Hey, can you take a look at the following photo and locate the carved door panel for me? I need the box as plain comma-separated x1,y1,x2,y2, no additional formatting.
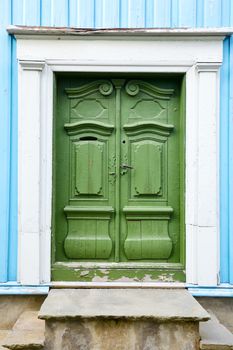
120,81,177,262
53,76,184,280
60,81,116,261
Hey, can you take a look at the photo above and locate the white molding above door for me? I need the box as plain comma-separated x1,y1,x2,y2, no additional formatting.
12,30,224,286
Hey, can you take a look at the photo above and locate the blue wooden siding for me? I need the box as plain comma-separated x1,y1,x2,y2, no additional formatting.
0,0,232,283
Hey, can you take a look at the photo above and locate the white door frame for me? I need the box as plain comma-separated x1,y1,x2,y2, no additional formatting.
10,28,227,286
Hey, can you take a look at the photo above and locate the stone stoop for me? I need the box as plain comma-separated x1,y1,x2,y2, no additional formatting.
199,312,233,350
2,289,233,350
2,311,45,350
38,288,209,350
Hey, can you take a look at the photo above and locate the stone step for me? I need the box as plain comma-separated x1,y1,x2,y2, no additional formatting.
39,288,209,350
39,288,209,321
3,311,45,350
200,312,233,349
0,331,10,350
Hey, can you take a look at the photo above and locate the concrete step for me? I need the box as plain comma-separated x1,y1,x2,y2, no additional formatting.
39,288,210,350
200,312,233,350
3,311,45,350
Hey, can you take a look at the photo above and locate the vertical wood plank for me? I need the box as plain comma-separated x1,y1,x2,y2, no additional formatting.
51,0,69,26
94,0,103,28
12,0,24,24
127,0,145,28
23,0,41,25
0,0,11,282
69,0,78,26
145,0,154,27
76,0,95,27
220,38,230,283
10,0,25,281
95,0,120,28
119,0,128,27
221,0,230,26
231,0,233,27
171,0,179,27
179,0,196,27
41,0,52,26
8,37,18,281
229,36,233,284
153,0,171,27
196,0,204,26
203,0,221,27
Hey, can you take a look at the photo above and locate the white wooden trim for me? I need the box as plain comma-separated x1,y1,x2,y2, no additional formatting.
16,34,224,286
18,62,44,284
39,65,53,283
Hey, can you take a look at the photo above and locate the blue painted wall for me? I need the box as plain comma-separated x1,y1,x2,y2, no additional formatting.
0,0,232,284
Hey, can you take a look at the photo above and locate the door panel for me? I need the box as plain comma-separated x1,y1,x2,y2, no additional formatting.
53,75,184,281
132,141,162,196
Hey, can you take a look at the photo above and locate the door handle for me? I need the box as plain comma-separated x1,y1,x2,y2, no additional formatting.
120,163,134,170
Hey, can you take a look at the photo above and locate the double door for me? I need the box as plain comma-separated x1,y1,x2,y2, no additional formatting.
53,75,184,278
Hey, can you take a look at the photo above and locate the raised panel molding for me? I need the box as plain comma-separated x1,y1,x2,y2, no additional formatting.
75,141,103,195
63,206,114,259
71,99,109,119
123,121,174,137
64,120,114,137
64,120,114,200
133,141,162,196
124,121,173,201
123,206,173,260
129,99,166,119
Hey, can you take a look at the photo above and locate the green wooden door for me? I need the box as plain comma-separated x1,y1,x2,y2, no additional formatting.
53,75,185,282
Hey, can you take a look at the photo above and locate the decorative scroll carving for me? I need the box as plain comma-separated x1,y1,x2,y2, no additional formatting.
99,81,114,96
65,80,114,98
125,80,174,99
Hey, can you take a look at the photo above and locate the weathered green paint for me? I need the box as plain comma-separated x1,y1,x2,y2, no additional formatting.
52,264,186,282
52,74,185,281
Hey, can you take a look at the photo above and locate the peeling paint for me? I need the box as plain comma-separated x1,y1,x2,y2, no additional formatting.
52,267,185,283
79,271,90,277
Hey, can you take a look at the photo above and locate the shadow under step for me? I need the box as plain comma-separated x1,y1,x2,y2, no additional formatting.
200,312,233,350
3,311,45,350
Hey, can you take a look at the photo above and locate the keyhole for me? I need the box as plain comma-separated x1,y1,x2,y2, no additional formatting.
122,140,126,144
